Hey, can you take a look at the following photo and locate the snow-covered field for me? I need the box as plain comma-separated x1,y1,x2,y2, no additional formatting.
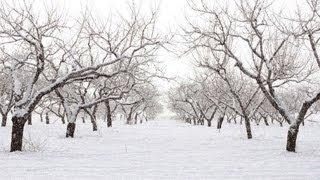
0,119,320,180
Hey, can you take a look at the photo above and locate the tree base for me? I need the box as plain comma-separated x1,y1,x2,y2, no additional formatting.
66,123,76,138
10,116,27,152
286,125,299,152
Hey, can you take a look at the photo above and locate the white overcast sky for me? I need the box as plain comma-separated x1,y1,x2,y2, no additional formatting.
10,0,305,117
27,0,302,90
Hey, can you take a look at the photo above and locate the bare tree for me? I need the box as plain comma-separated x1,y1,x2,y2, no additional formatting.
0,1,164,151
185,0,319,152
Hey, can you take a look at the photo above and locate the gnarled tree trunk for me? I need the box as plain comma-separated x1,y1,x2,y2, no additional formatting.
10,115,27,152
66,123,76,138
286,124,299,152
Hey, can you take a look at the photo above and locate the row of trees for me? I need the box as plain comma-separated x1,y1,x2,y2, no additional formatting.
0,1,163,152
169,0,320,152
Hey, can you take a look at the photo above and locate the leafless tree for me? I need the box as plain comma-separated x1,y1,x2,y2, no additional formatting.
0,1,164,151
185,0,320,152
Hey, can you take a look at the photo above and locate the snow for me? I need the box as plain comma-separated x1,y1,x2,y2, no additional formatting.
0,119,320,179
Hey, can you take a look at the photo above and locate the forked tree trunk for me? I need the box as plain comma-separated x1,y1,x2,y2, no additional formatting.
105,100,112,127
10,116,27,152
66,123,76,138
286,124,299,152
1,114,7,127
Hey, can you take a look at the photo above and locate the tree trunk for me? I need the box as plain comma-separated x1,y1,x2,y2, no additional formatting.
134,113,138,124
217,117,224,129
263,116,269,126
66,123,76,138
91,106,98,131
1,114,7,127
10,116,27,152
27,114,32,125
207,120,212,127
105,100,112,127
243,115,253,139
40,113,44,122
91,119,97,131
45,112,50,124
279,121,283,127
286,124,300,152
61,115,66,124
126,112,132,124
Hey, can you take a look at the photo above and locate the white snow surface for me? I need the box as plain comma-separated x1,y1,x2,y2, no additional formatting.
0,119,320,180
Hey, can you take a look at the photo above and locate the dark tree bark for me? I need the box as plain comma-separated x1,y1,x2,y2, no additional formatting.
66,123,76,138
126,111,133,124
207,120,212,127
105,100,112,127
10,116,27,152
45,112,50,124
1,113,7,127
193,117,197,125
286,124,299,152
217,117,224,129
27,114,32,125
243,115,253,139
40,113,44,122
91,106,98,131
92,120,97,131
279,121,283,127
134,113,138,124
263,116,269,126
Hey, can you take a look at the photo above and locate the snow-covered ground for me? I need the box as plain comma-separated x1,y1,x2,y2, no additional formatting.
0,119,320,180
